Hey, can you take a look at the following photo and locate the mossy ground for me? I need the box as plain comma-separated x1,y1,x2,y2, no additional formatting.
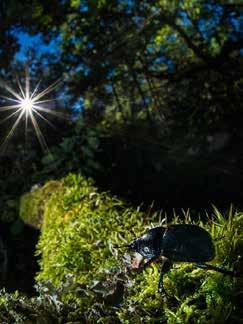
6,174,243,323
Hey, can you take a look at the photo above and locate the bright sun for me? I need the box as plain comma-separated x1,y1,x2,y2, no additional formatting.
20,97,34,112
0,71,62,152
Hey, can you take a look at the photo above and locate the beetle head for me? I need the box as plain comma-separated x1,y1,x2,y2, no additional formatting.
128,227,166,258
128,237,155,258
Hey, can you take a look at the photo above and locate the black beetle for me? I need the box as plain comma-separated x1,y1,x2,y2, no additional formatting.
117,224,237,295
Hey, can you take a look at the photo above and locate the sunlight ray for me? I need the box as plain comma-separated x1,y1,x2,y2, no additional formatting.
30,79,42,100
0,80,23,101
0,109,25,151
33,105,68,118
0,108,22,124
32,108,57,130
33,78,61,101
0,104,22,111
25,68,30,100
0,95,21,103
34,98,58,104
16,75,25,98
29,111,49,152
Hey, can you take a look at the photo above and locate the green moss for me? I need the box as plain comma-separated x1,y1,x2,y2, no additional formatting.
18,174,242,322
19,180,62,229
36,174,148,286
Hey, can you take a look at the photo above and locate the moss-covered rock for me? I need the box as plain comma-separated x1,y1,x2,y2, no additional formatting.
18,173,243,323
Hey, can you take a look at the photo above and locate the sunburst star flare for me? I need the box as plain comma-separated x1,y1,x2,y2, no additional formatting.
0,72,62,152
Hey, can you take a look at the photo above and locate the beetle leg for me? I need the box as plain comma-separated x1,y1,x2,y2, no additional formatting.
158,268,166,295
158,258,173,295
195,263,236,276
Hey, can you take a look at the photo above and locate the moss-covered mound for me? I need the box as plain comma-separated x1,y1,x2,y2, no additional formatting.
18,173,243,323
20,180,62,229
